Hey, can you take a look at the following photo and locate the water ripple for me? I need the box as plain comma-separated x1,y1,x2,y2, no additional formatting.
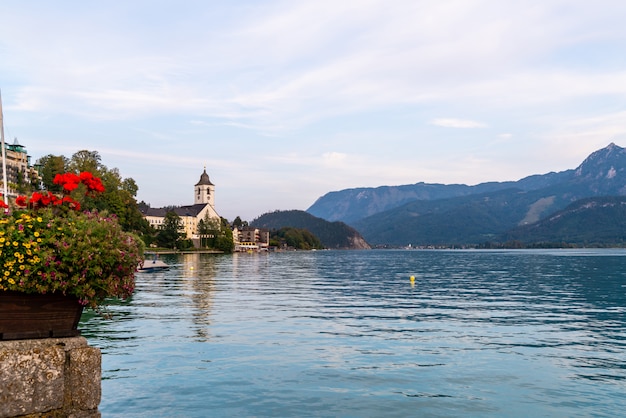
80,249,626,417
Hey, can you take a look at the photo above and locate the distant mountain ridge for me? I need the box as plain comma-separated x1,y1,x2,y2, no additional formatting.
308,167,573,224
307,143,626,246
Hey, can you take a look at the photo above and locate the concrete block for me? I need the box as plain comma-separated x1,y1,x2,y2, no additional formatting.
0,337,100,418
0,344,65,417
67,346,101,410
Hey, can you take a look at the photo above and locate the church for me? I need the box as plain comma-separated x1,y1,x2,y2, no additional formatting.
142,168,221,243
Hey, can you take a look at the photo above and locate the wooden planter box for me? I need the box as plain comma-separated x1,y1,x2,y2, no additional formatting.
0,291,84,340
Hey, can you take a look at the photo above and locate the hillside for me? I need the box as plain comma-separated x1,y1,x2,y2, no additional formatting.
251,210,371,249
315,143,626,246
502,196,626,246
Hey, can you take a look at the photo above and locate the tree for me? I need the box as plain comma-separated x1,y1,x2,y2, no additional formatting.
197,215,234,252
197,213,220,248
122,178,139,197
68,150,102,175
215,217,234,253
156,211,183,249
232,216,248,229
35,154,69,191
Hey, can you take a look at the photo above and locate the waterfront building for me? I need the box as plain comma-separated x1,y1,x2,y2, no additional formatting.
232,226,270,252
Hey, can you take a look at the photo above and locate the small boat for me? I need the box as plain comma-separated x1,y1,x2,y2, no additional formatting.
138,256,170,272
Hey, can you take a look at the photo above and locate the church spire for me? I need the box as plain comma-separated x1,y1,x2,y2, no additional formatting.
194,167,215,205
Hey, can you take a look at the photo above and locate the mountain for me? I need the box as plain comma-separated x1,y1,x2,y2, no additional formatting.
307,170,572,224
502,196,626,246
251,210,371,249
313,143,626,246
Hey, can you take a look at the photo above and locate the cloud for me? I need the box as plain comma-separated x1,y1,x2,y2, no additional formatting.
431,118,487,128
4,0,626,133
322,152,347,165
4,1,626,221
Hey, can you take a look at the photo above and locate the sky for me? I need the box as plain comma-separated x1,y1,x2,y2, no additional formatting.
2,1,626,221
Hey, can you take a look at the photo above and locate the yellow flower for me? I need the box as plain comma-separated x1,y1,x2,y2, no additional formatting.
3,271,9,276
8,278,15,285
36,217,42,222
34,232,39,237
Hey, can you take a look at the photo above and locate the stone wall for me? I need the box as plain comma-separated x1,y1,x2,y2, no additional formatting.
0,337,100,418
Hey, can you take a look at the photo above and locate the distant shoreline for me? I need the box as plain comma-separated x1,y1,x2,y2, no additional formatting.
145,250,224,255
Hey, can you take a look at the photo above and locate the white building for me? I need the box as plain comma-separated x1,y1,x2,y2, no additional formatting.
142,168,221,241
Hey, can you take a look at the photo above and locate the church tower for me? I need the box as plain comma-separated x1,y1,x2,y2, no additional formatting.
194,167,215,206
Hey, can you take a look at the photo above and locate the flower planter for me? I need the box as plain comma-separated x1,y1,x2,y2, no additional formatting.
0,291,84,340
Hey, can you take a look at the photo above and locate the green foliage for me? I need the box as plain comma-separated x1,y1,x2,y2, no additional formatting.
68,150,102,174
35,154,69,192
0,207,144,308
156,211,183,249
176,239,194,250
197,215,234,252
271,227,324,250
214,233,234,253
232,216,248,228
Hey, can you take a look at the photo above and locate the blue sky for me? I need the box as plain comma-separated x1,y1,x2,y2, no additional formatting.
2,1,626,221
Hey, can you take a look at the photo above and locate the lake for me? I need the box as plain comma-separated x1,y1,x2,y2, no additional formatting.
80,249,626,417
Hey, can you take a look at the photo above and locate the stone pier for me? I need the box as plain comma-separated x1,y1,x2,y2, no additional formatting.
0,337,100,418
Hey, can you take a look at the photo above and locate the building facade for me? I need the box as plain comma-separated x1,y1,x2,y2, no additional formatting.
1,138,40,196
232,226,270,252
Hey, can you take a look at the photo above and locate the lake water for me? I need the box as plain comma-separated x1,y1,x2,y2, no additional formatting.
80,249,626,417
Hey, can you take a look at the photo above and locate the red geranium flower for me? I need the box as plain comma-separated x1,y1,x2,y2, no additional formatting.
15,196,28,207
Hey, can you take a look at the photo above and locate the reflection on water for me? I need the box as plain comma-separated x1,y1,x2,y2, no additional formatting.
80,249,626,417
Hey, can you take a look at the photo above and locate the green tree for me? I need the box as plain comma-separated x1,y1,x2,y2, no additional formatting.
34,154,69,191
122,178,139,197
215,217,234,253
232,216,248,228
197,215,234,252
197,214,220,248
156,211,183,249
68,150,102,175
